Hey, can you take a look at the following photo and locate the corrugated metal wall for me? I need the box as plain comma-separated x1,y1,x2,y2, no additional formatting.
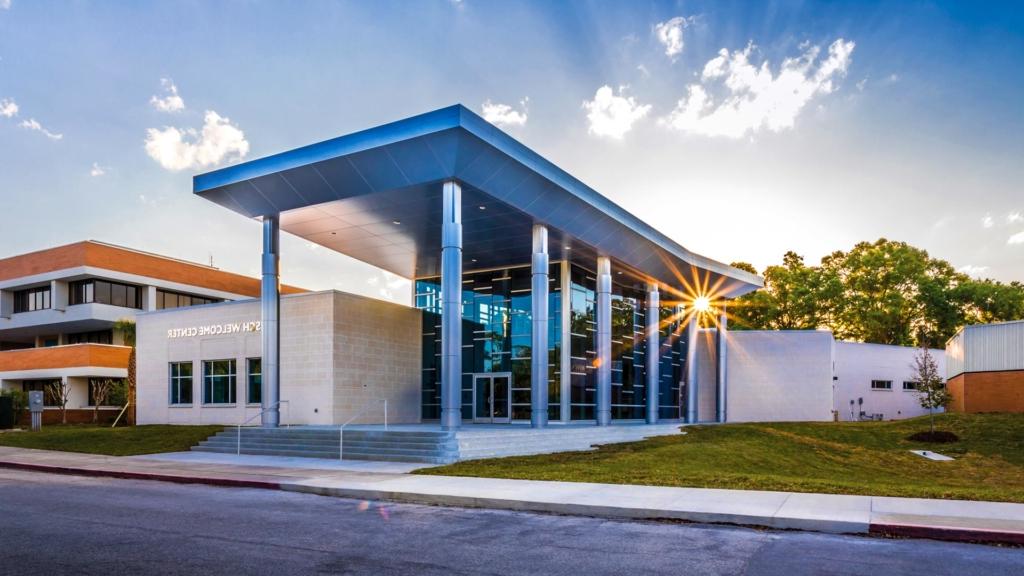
948,320,1024,377
946,330,965,378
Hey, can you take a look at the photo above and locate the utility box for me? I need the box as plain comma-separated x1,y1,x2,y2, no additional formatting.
28,391,44,431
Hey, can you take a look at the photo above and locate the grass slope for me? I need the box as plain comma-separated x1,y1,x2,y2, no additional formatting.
417,414,1024,502
0,425,224,456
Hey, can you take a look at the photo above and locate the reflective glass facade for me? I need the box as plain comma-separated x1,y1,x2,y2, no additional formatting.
658,305,689,420
416,263,561,422
417,261,690,423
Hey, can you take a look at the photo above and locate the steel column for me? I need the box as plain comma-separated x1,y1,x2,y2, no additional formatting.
261,216,281,428
440,181,463,430
530,225,549,428
717,304,728,423
559,260,571,423
596,256,612,426
686,312,699,424
645,282,660,424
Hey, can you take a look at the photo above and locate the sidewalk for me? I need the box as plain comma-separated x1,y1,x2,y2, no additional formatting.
1,446,1021,545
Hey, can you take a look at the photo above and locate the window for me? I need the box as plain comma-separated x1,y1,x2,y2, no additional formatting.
871,380,893,391
247,358,262,404
67,330,113,345
21,380,62,407
203,359,236,404
157,289,221,310
902,381,919,391
169,362,194,405
13,286,51,313
88,378,126,407
69,279,141,309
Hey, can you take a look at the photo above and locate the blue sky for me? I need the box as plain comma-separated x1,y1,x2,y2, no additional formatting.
1,0,1022,301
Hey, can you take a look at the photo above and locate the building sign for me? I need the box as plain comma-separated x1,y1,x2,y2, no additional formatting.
167,321,262,339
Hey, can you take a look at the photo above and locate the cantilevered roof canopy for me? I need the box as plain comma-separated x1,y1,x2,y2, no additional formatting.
194,105,762,299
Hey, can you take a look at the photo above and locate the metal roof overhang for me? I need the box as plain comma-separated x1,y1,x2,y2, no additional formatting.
193,105,762,300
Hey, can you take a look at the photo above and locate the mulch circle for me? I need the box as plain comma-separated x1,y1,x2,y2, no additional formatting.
906,430,960,443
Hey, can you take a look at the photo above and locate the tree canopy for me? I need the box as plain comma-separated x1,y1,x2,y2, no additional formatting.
729,238,1024,347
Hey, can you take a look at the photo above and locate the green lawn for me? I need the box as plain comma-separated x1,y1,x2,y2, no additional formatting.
0,425,224,456
417,413,1024,503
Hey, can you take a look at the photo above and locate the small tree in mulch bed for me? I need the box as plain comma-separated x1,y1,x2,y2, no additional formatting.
907,345,956,443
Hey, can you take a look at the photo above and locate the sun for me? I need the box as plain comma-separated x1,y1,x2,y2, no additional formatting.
692,295,712,313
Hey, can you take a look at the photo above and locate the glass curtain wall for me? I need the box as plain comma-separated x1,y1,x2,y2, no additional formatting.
567,265,596,420
658,305,689,420
568,263,650,421
416,263,561,422
610,284,646,420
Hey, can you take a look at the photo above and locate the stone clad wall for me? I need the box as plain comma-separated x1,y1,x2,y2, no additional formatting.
136,290,420,426
332,291,421,424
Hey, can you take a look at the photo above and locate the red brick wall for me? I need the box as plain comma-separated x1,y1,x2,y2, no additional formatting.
17,409,120,426
948,370,1024,413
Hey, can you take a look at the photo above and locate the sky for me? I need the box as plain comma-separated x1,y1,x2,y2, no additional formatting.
1,0,1022,303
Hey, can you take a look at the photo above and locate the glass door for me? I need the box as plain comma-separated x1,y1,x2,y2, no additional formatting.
473,373,512,423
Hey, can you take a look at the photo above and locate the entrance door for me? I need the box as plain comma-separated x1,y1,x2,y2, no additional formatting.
473,373,511,423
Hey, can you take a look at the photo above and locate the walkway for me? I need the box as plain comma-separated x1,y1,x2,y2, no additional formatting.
1,446,1021,545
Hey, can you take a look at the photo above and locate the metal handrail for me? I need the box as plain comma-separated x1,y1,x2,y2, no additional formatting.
339,398,388,461
236,400,291,455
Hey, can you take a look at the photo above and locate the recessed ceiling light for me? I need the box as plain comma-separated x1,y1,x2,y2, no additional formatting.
392,220,401,225
616,271,623,275
478,205,486,210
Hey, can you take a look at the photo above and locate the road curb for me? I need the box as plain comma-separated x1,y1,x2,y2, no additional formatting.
5,459,1023,546
869,522,1024,546
0,460,282,491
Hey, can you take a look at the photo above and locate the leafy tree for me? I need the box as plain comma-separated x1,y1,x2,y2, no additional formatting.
731,239,1024,346
911,346,950,435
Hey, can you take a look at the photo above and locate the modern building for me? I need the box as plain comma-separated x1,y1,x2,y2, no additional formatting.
138,104,764,430
946,320,1024,413
0,240,303,423
133,104,945,458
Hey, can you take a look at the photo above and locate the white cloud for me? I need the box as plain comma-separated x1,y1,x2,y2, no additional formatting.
661,38,855,139
144,110,250,171
583,85,651,139
982,214,994,228
481,98,528,127
654,16,690,60
1007,212,1022,224
0,1,10,10
957,264,989,277
150,78,185,113
1009,231,1024,245
366,271,410,302
19,118,63,140
90,162,106,177
0,98,17,118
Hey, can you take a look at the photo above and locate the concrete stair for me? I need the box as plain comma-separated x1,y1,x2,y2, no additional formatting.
193,428,460,464
191,423,683,464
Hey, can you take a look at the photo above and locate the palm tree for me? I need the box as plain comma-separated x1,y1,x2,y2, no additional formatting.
114,319,137,426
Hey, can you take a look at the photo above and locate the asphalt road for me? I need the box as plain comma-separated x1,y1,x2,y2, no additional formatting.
0,469,1020,576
